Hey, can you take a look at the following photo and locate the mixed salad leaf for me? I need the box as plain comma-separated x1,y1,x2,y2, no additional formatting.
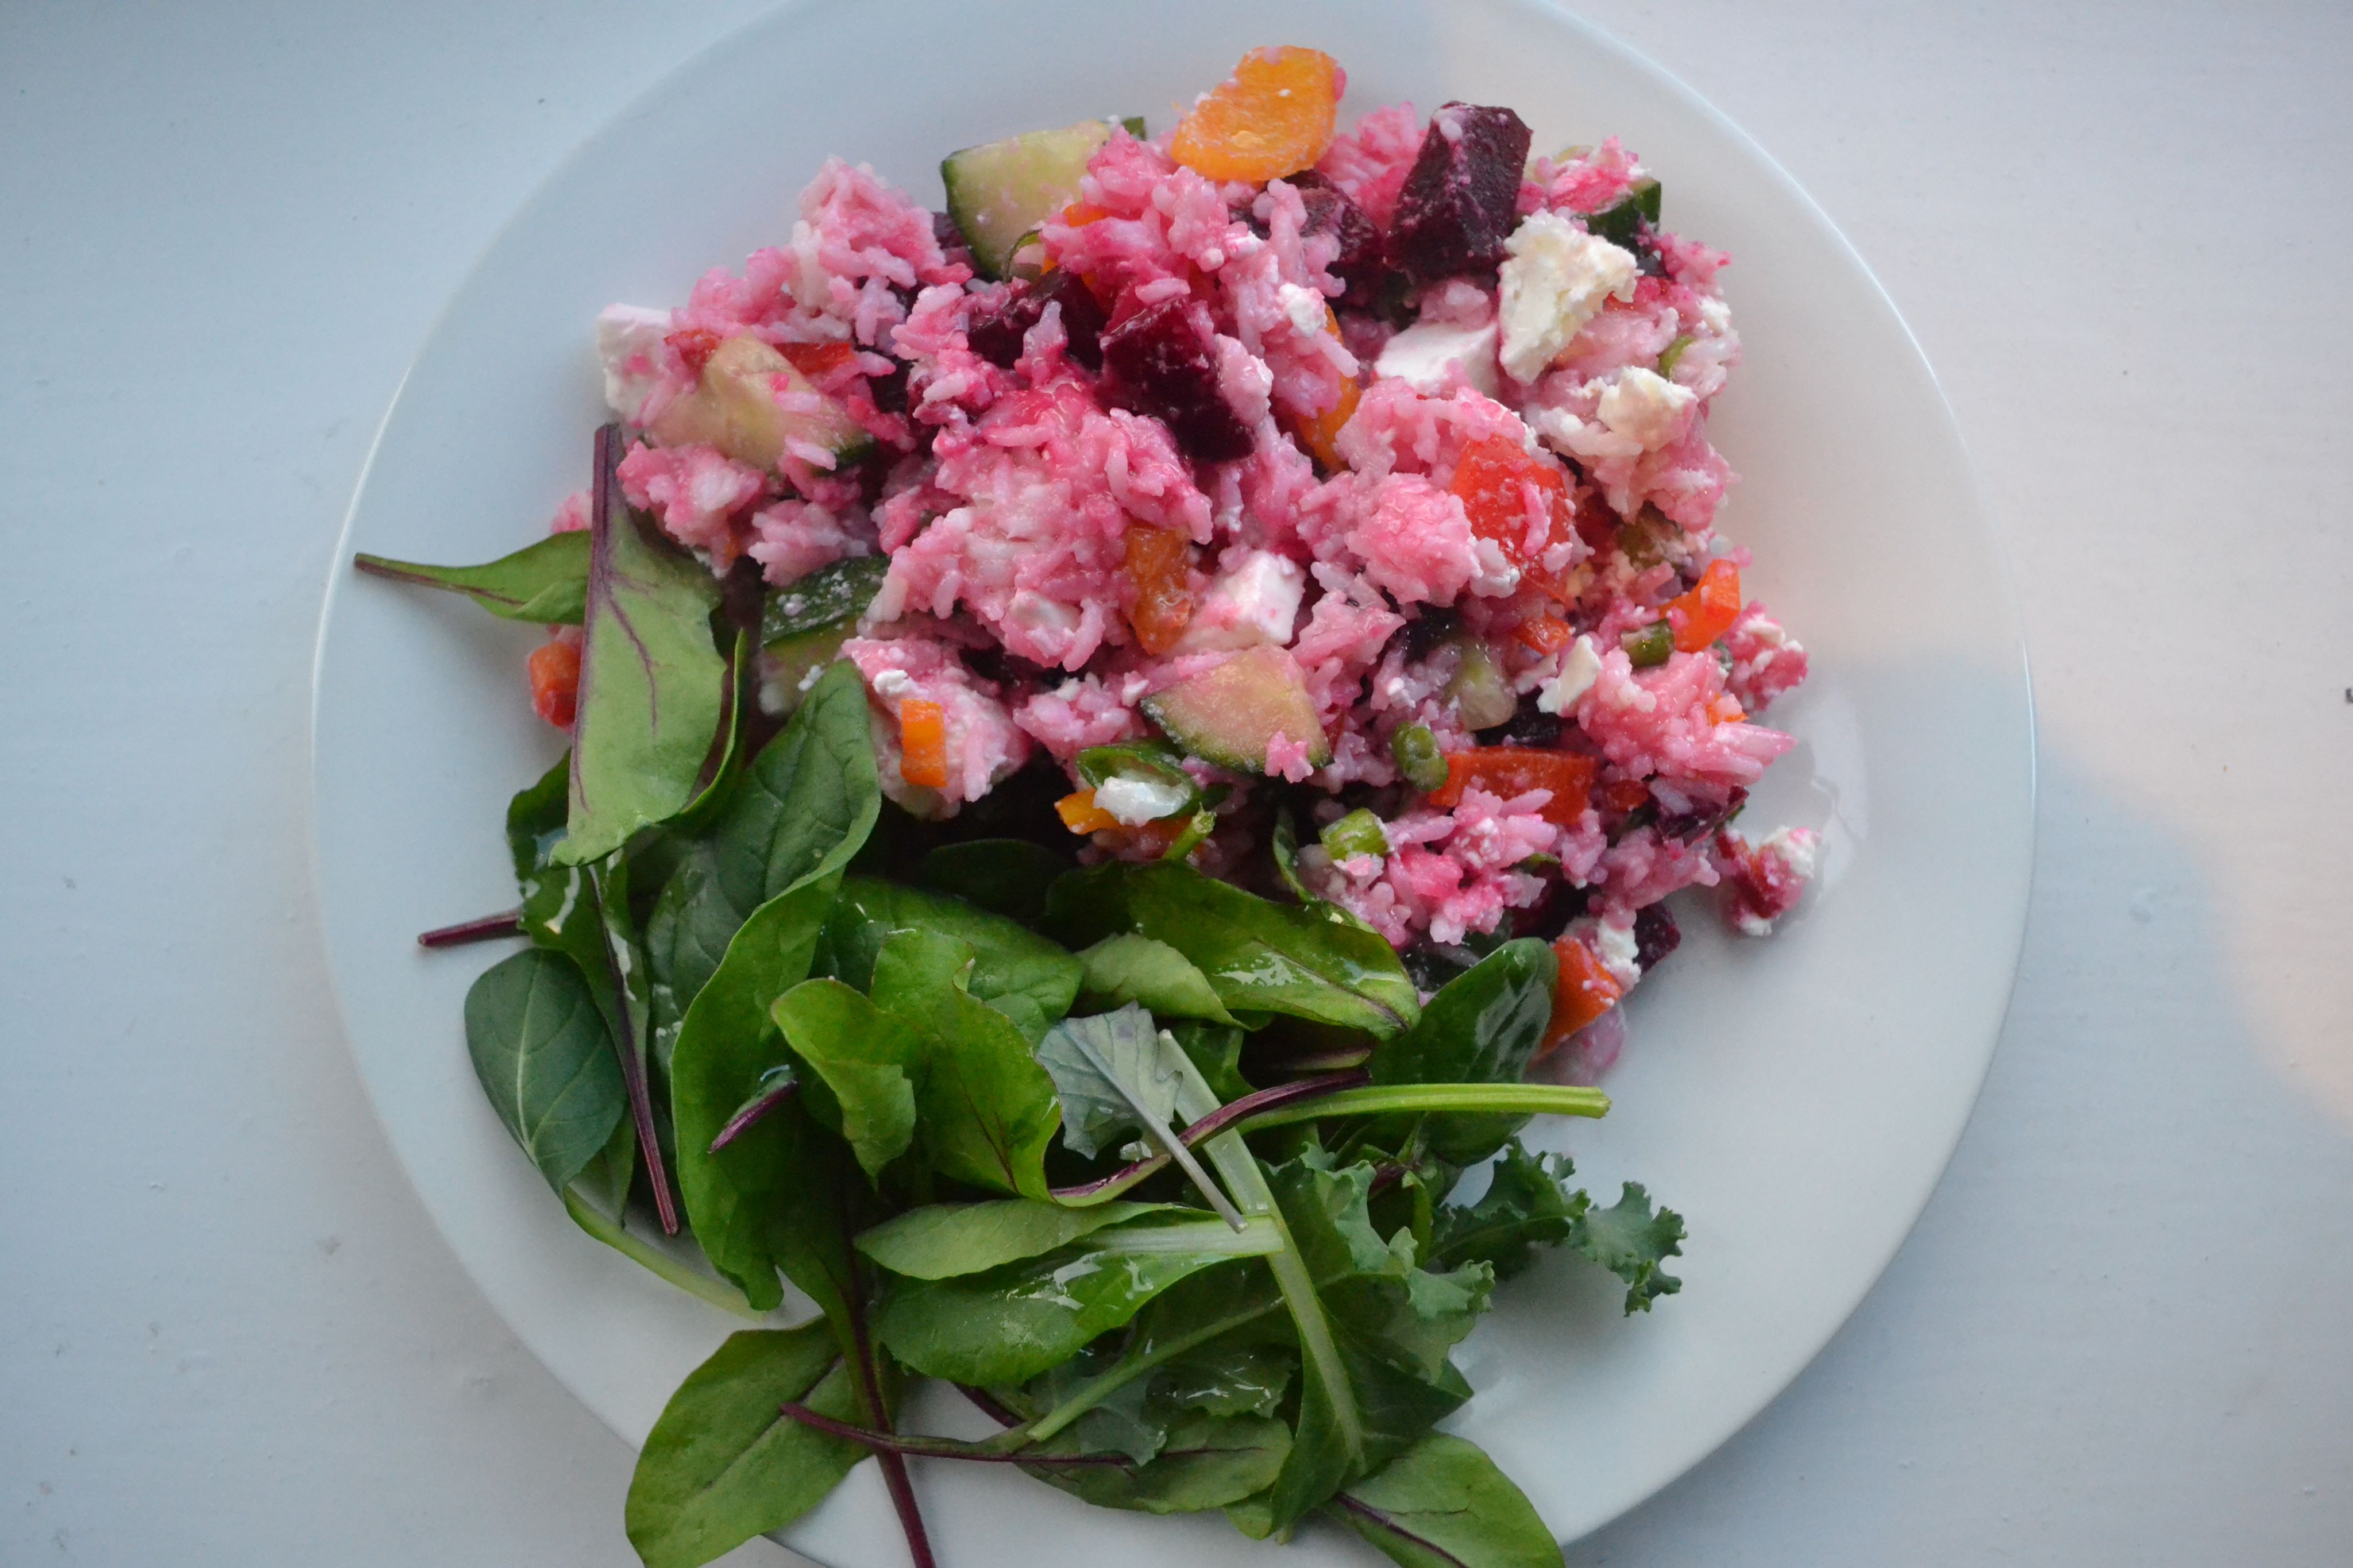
375,427,1689,1568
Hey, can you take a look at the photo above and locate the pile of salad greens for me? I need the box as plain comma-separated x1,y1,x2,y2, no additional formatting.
359,427,1685,1568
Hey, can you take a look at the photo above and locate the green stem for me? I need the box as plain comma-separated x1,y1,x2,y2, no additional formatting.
1235,1082,1610,1133
562,1186,766,1321
993,1293,1286,1450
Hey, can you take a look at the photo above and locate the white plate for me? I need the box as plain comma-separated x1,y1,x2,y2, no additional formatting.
310,1,2035,1560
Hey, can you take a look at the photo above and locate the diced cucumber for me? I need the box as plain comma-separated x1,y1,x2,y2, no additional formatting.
1587,177,1662,249
1445,638,1516,730
757,625,854,719
942,118,1133,280
1140,644,1330,774
649,334,870,472
760,555,887,643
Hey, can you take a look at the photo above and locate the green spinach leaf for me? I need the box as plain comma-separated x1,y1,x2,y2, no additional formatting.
855,1199,1170,1280
1329,1432,1560,1568
769,978,922,1180
821,878,1082,1040
1075,933,1237,1026
462,948,624,1193
623,1324,869,1568
556,434,730,866
1029,1409,1290,1516
353,530,591,624
1368,939,1554,1164
875,1212,1284,1385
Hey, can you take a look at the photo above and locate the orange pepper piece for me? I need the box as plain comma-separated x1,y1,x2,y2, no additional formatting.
1709,694,1746,725
1449,435,1579,601
1056,789,1120,835
1544,936,1625,1049
1667,558,1743,652
1599,777,1651,816
898,698,949,789
1425,747,1598,827
1124,523,1196,655
780,341,859,377
1171,46,1342,184
1287,373,1361,470
1514,615,1574,656
527,638,581,729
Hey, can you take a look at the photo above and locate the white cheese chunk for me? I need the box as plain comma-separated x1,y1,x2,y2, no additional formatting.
1595,365,1698,451
1094,774,1193,826
593,304,673,423
1537,635,1603,714
1374,318,1500,397
1277,281,1331,339
1175,549,1307,654
1592,917,1642,988
1496,211,1640,384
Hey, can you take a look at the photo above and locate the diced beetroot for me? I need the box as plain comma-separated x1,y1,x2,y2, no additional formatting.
1387,103,1533,283
1656,783,1747,844
1100,296,1254,463
1632,902,1681,970
967,271,1108,371
1288,170,1387,308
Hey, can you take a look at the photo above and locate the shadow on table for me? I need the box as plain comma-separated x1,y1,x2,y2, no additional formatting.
1563,750,2353,1567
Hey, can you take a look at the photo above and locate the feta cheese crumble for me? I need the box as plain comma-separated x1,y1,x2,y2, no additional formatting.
1496,212,1640,384
1374,318,1500,397
1094,774,1193,826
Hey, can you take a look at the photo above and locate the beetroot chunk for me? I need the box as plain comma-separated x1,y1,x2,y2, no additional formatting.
1100,296,1254,462
1287,170,1388,309
1387,103,1533,283
967,270,1108,372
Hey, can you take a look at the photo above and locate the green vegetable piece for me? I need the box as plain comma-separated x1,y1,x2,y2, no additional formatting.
462,948,624,1194
875,1214,1284,1385
1157,1342,1295,1419
1656,332,1694,380
942,118,1128,279
1586,175,1661,250
1075,737,1196,795
757,625,855,723
873,928,1064,1198
1167,1019,1253,1104
1368,939,1556,1165
353,529,591,624
1621,618,1674,668
1445,638,1515,731
1029,1409,1290,1516
759,555,888,643
1141,645,1332,773
915,837,1072,926
1390,724,1449,793
623,1325,869,1568
1329,1432,1560,1568
1119,861,1421,1038
1426,1139,1587,1282
1077,933,1238,1025
1570,1181,1685,1312
1033,1003,1191,1159
1320,809,1391,862
770,979,921,1179
664,663,881,1312
857,1199,1170,1280
556,439,730,866
506,755,619,1026
821,876,1082,1041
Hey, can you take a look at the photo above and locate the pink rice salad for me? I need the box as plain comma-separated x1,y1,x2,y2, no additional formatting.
535,49,1819,1040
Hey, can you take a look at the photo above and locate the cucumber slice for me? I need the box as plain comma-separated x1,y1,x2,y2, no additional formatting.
757,555,887,718
649,334,870,472
757,625,854,719
1587,177,1662,249
1141,645,1330,774
942,118,1132,280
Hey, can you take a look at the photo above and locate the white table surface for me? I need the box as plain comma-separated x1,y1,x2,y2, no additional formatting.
5,2,2348,1564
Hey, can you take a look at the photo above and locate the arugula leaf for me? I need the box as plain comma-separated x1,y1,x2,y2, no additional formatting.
647,659,880,1047
353,529,591,624
1329,1432,1560,1568
623,1324,870,1568
855,1199,1170,1280
1029,1409,1290,1516
1569,1182,1685,1312
916,838,1072,926
1078,862,1421,1038
822,877,1082,1040
760,554,888,642
769,979,921,1179
874,1212,1284,1385
505,755,619,1030
462,948,624,1193
665,663,881,1310
1368,939,1555,1164
869,929,1064,1198
1262,1152,1493,1531
557,430,730,866
1425,1140,1587,1282
1076,933,1237,1026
